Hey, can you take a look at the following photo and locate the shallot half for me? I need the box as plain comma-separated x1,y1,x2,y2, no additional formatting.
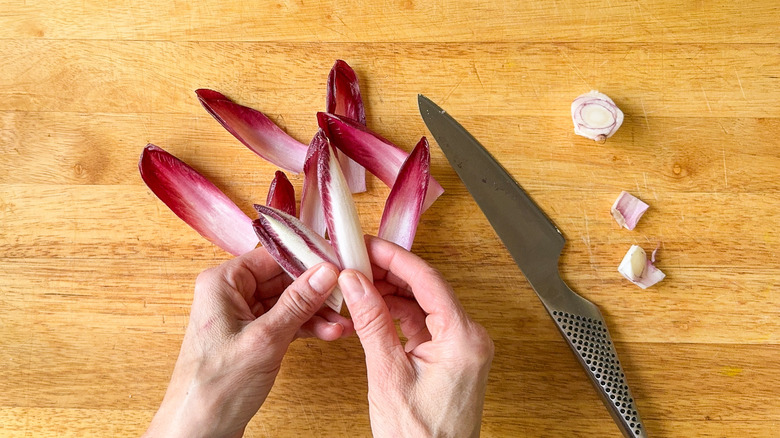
571,91,624,142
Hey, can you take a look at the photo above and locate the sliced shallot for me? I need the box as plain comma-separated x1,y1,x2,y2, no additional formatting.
196,89,308,173
571,91,624,142
378,137,431,250
611,191,649,230
139,144,258,256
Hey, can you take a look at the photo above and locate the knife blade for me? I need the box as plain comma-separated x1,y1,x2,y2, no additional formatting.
419,94,647,438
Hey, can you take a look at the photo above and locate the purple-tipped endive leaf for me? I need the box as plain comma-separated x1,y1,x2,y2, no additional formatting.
138,144,258,256
299,132,328,236
266,170,296,217
196,89,308,173
317,112,444,210
378,137,431,250
326,60,366,125
326,60,367,194
253,205,344,311
315,137,373,282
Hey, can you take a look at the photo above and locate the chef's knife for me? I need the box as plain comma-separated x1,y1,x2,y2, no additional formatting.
419,95,647,438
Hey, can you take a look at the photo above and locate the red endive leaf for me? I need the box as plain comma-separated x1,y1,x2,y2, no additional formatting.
139,144,258,256
315,136,373,282
326,60,367,194
326,60,366,125
266,170,296,217
378,137,431,250
299,131,328,236
253,204,344,311
196,89,308,173
317,112,444,210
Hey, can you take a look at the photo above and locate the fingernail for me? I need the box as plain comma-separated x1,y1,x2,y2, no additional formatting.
308,265,338,294
338,271,365,302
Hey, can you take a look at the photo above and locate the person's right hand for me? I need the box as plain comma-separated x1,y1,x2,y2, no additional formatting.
338,236,494,438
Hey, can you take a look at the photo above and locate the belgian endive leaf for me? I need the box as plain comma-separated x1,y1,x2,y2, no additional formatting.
266,170,296,217
378,137,431,250
139,144,258,256
315,136,373,282
299,131,328,236
317,112,444,210
196,89,308,173
326,60,366,194
253,205,344,311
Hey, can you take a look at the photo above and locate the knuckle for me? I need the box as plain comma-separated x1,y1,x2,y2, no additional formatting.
458,324,494,366
281,283,318,320
353,300,390,338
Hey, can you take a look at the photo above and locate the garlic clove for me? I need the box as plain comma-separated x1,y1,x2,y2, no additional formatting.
571,91,624,142
611,191,649,230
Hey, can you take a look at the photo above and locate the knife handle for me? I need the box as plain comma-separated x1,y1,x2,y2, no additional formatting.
548,307,647,438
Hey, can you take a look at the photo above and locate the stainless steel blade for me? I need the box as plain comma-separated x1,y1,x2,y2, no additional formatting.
419,94,647,438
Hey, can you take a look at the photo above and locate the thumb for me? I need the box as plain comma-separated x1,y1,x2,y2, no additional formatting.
259,263,339,339
339,270,404,368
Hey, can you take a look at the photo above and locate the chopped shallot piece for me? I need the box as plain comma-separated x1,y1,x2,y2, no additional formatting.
618,245,665,289
611,191,649,230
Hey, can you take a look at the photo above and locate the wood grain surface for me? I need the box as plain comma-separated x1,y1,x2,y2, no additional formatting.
1,1,779,436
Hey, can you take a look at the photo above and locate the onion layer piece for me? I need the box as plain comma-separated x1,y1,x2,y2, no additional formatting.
378,137,431,250
611,191,649,230
139,144,258,256
618,245,666,289
196,89,308,173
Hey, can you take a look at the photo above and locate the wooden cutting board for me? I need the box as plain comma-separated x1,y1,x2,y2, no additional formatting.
1,1,778,436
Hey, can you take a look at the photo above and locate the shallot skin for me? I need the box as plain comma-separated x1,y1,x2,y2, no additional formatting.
571,91,624,142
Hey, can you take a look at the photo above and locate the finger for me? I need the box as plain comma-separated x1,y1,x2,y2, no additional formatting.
296,316,345,341
384,295,431,352
384,296,427,340
201,247,285,304
339,270,405,368
253,263,339,340
366,236,465,322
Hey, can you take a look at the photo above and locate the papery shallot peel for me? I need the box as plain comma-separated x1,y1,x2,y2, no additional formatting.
139,144,258,256
299,132,328,236
316,135,373,282
378,137,431,250
253,204,344,311
196,89,308,173
266,170,296,217
571,91,624,142
317,112,444,210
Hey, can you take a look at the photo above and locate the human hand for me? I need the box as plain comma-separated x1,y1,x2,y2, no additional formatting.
144,247,352,438
338,236,494,438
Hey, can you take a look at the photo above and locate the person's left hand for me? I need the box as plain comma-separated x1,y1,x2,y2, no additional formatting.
144,247,352,438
